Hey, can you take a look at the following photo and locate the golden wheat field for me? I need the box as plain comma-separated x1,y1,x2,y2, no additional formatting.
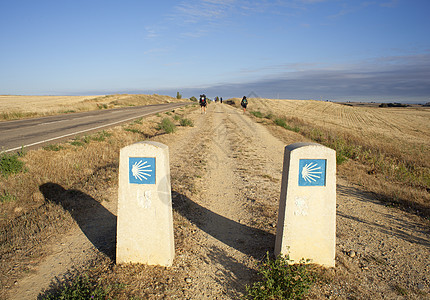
249,98,430,164
0,95,103,113
252,99,429,146
0,94,186,120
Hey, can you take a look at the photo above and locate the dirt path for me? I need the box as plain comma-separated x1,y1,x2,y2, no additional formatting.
7,102,430,299
330,179,430,299
154,103,286,298
8,193,117,299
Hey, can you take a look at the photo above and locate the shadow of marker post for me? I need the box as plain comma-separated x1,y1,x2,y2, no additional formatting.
172,191,275,261
39,182,117,260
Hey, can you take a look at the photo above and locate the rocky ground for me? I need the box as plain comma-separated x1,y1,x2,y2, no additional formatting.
6,103,429,299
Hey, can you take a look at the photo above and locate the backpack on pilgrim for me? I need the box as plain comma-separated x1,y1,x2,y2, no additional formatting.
199,95,207,106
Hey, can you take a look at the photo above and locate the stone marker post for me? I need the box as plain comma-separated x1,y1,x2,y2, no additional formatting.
275,142,336,267
117,141,174,266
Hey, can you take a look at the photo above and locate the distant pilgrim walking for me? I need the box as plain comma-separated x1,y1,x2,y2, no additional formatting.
199,94,207,114
241,96,248,112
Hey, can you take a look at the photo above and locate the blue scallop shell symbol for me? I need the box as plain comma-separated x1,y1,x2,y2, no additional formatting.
298,159,326,186
129,157,156,184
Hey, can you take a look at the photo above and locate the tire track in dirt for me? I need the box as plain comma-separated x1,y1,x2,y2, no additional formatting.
160,103,288,298
187,105,259,298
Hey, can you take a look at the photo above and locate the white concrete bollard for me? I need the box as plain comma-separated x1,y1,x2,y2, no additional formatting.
116,141,174,266
275,142,336,267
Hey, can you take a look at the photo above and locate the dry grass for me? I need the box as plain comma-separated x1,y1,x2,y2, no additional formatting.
242,98,430,216
0,94,187,121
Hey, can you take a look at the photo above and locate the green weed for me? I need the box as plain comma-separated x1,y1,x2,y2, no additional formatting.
133,118,143,125
41,274,109,300
0,152,25,177
70,139,85,147
1,111,23,120
244,253,314,300
274,118,300,132
124,128,141,134
251,111,264,118
309,128,325,143
336,153,349,165
274,117,288,128
158,118,176,134
91,131,112,142
264,113,274,120
97,103,108,109
17,146,27,157
43,144,64,151
69,131,112,146
394,285,408,296
124,127,146,136
0,190,16,203
180,118,194,127
82,135,92,144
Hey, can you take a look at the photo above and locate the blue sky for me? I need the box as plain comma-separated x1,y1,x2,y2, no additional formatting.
1,0,429,103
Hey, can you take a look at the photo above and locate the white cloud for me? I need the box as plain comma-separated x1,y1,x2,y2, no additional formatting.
143,48,170,55
174,0,236,21
299,0,329,3
165,53,430,102
380,0,399,8
144,26,164,39
329,1,398,19
180,28,210,38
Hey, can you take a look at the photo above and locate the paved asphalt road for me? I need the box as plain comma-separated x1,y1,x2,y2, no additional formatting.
0,102,190,153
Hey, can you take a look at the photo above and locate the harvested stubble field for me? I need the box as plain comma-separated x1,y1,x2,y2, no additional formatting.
0,96,429,299
239,98,430,216
0,94,186,121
